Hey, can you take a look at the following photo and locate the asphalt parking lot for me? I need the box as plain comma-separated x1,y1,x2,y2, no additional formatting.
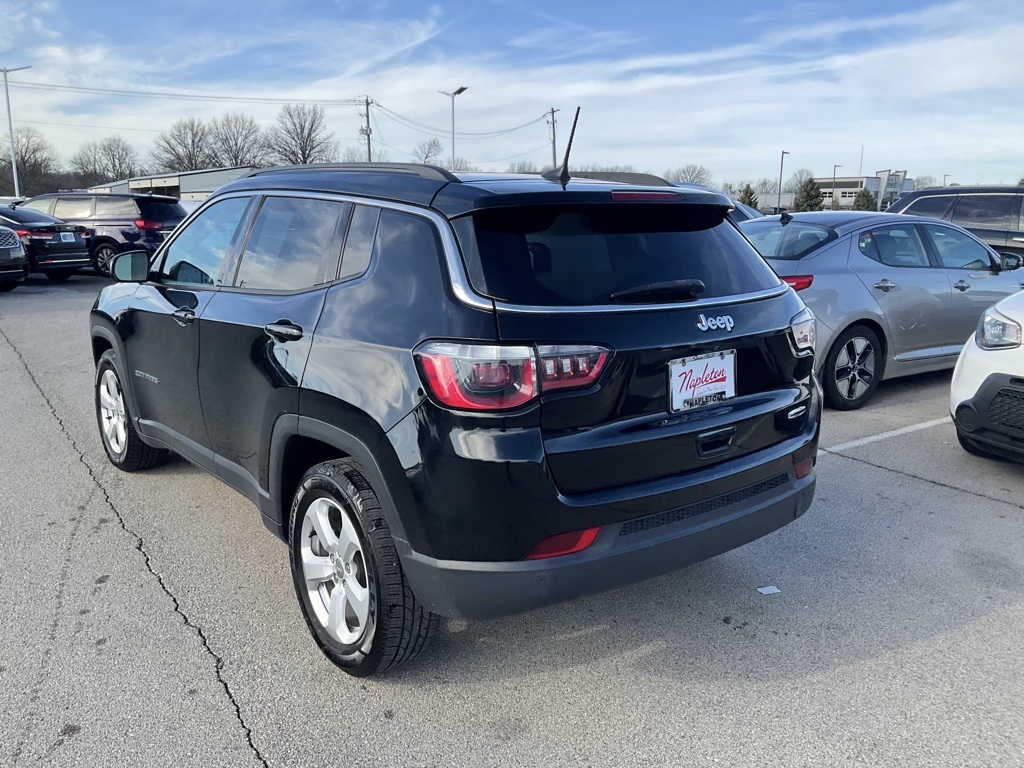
2,273,1023,768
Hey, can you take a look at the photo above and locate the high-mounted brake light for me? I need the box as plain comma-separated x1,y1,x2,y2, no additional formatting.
134,219,163,231
611,190,681,201
415,342,611,411
783,275,814,291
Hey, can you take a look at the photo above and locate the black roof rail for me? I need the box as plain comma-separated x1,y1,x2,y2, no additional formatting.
542,170,673,187
246,162,461,183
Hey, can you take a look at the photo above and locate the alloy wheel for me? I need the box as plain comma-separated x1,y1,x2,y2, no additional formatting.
833,336,876,401
98,369,128,455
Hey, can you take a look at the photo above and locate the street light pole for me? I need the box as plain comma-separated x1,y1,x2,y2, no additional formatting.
2,65,30,198
777,150,790,213
942,173,950,186
832,164,842,210
437,86,467,170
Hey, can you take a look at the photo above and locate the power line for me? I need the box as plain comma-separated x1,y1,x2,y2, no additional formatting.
374,103,548,139
476,142,552,164
15,118,164,133
8,79,363,106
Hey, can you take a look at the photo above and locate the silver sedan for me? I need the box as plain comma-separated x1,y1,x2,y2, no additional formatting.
739,211,1024,409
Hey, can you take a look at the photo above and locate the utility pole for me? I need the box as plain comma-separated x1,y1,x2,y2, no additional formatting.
547,107,559,170
359,96,373,162
2,65,30,197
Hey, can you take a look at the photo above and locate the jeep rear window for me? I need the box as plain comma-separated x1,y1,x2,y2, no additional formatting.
139,200,188,221
739,219,836,261
452,204,779,306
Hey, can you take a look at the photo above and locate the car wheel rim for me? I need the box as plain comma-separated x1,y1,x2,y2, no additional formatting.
98,369,128,455
300,496,372,646
834,336,875,401
96,247,115,274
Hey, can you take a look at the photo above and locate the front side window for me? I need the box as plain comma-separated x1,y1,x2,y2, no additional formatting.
857,224,930,268
159,196,250,285
20,198,51,213
234,196,348,291
53,197,93,219
950,195,1013,229
922,223,994,270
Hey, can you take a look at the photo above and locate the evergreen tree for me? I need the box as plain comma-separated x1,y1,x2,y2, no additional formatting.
738,183,758,209
793,178,825,212
852,188,877,211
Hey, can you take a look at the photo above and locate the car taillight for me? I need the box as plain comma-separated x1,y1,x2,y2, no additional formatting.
414,342,611,411
783,275,814,291
134,219,163,230
15,229,53,240
524,527,601,559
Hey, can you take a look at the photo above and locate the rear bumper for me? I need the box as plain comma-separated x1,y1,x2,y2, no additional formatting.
400,468,815,620
31,251,91,271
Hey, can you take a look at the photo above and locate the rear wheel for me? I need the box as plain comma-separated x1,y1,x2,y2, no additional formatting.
95,350,167,471
823,325,883,410
46,269,77,281
289,458,438,677
93,243,118,276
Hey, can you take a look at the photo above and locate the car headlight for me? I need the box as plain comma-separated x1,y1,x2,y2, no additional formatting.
789,308,816,353
977,309,1022,350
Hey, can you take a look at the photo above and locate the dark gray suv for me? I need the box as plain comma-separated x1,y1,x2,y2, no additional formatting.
18,192,188,274
889,186,1024,259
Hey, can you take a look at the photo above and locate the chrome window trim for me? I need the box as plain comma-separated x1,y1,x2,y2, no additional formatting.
492,283,789,314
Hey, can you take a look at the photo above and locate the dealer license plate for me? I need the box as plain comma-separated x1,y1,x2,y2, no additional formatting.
669,350,736,412
60,232,75,242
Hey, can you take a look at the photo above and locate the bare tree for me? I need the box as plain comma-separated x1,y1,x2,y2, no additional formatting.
210,113,268,168
99,136,144,180
0,127,61,196
151,118,216,172
339,145,388,163
664,164,713,186
413,138,444,165
446,157,478,173
755,177,779,195
784,168,815,193
266,104,336,165
576,163,638,173
912,174,937,190
70,141,106,186
507,161,540,174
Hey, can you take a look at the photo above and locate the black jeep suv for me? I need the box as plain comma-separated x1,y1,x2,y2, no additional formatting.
90,164,821,676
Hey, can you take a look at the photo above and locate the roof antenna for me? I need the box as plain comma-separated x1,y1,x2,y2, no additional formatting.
542,106,580,189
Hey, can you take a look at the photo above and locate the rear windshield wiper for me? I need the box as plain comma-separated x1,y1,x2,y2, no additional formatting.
609,279,706,303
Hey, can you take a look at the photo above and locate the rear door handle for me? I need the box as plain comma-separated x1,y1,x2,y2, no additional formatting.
264,320,303,342
873,279,896,292
953,280,971,292
172,308,195,325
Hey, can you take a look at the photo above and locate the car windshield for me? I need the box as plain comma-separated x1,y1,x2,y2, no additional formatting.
0,206,62,225
739,219,836,260
452,203,780,306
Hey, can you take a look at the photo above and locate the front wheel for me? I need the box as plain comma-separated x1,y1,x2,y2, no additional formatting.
822,325,883,410
289,459,438,677
95,350,167,471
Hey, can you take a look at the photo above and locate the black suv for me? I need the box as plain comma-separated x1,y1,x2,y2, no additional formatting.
889,185,1024,258
19,192,188,274
90,164,821,676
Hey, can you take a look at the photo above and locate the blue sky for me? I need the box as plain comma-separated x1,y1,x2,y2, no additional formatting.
1,0,1022,186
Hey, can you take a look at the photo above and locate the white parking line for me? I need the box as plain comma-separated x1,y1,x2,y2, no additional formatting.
823,417,950,453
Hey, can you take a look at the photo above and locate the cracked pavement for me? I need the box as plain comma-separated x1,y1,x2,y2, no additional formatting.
2,273,1023,767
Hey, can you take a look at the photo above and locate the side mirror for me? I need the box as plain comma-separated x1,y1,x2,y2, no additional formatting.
1000,253,1022,271
110,250,151,283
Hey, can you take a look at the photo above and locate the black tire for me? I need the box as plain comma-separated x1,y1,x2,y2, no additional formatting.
0,281,17,292
45,269,77,281
93,243,118,276
95,350,168,471
957,429,1002,461
289,458,438,677
822,325,884,410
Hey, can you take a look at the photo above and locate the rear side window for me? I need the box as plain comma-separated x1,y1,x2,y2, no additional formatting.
857,224,930,268
951,195,1013,228
95,197,139,216
0,206,62,225
901,195,954,219
739,219,835,261
339,205,379,281
234,196,347,291
53,197,93,219
454,204,779,306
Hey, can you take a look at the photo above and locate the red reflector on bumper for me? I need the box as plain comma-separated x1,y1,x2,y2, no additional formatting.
524,527,600,560
795,458,814,479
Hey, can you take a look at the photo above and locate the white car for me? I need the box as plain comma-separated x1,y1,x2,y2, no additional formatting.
950,291,1024,461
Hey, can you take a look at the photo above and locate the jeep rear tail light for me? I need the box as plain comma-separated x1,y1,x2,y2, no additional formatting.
415,342,611,411
134,219,163,230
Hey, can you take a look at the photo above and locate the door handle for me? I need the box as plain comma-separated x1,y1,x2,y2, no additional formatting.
873,279,896,292
953,280,971,292
172,308,195,325
264,321,303,342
